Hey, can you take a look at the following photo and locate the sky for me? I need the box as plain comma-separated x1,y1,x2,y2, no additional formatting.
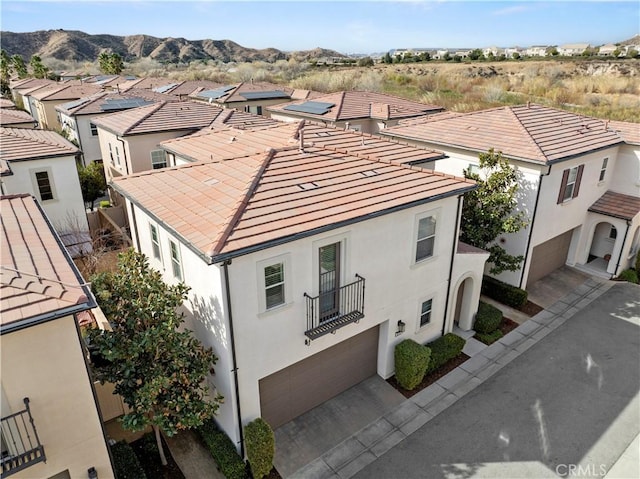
1,1,638,54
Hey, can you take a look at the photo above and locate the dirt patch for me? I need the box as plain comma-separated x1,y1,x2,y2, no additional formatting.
131,433,185,479
520,301,544,316
500,317,520,335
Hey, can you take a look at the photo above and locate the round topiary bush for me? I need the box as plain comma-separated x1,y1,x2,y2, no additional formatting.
618,268,639,284
394,339,431,391
244,418,275,479
474,301,503,334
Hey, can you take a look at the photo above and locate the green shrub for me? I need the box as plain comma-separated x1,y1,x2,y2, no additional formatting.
110,441,147,479
425,333,466,374
475,329,504,345
100,200,111,208
244,418,275,479
198,419,248,479
618,269,639,284
394,339,431,390
481,276,528,308
635,253,640,273
474,301,503,334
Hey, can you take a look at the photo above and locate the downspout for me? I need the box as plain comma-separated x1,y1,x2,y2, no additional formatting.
222,259,244,457
128,200,141,252
116,136,130,176
442,194,463,336
614,220,632,278
519,164,552,289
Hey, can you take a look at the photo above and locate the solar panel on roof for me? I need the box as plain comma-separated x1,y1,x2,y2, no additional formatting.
153,83,180,94
100,97,154,112
197,85,236,99
60,97,92,111
239,90,290,100
283,101,335,115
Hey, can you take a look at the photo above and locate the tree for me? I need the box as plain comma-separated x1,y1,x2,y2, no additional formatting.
357,56,374,67
29,55,49,79
547,46,559,56
461,148,528,274
99,52,124,74
86,250,222,466
627,48,639,59
11,55,28,78
0,49,10,95
383,52,393,64
77,161,107,211
468,49,484,61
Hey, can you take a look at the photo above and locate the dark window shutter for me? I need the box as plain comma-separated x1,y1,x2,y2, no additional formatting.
558,168,570,204
572,164,584,198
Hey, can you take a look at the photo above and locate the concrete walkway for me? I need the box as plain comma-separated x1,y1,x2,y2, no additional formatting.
164,429,225,479
289,276,635,479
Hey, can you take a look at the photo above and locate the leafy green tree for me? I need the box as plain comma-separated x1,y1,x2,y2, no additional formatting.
98,52,124,74
98,52,111,73
627,48,639,59
87,250,222,465
357,56,374,67
11,55,28,78
468,49,484,61
383,52,393,64
461,148,528,274
547,46,559,56
0,49,10,95
29,55,49,78
77,161,107,211
512,52,521,60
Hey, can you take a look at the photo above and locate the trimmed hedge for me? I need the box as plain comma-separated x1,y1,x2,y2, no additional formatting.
475,329,504,345
481,276,528,308
618,268,639,284
198,419,248,479
635,253,640,273
244,418,275,479
474,301,503,334
394,339,431,390
425,333,466,375
111,441,147,479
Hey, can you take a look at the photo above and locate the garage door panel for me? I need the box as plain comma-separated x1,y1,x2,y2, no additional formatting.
259,326,379,428
528,230,573,285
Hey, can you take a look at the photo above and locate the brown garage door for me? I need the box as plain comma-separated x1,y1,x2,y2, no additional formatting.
259,326,379,428
527,230,573,285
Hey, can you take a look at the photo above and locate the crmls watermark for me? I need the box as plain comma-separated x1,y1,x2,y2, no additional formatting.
555,463,607,477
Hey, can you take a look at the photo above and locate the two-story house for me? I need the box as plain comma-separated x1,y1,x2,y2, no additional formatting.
0,128,90,256
268,91,444,134
0,104,36,129
29,83,103,131
110,134,488,451
1,193,114,479
9,78,58,118
381,104,640,288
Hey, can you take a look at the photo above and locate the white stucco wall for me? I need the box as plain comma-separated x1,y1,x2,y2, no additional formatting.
1,155,89,234
609,143,640,196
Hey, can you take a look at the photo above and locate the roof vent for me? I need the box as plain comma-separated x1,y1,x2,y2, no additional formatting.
361,170,379,177
298,182,319,190
204,178,219,186
229,136,236,143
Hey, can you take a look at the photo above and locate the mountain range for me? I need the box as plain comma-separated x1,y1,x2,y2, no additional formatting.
0,29,345,64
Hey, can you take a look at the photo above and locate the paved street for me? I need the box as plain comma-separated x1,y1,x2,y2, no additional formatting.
352,283,640,479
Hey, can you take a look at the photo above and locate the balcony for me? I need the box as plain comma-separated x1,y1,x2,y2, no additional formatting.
304,274,365,341
1,398,46,477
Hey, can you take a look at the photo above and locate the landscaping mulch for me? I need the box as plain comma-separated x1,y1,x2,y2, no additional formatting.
519,300,544,316
263,466,283,479
387,353,470,399
500,317,519,335
131,433,186,479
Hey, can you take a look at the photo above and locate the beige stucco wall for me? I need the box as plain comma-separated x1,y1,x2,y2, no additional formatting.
1,315,114,478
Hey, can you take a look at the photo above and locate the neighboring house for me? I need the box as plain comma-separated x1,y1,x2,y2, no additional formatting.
598,43,619,56
111,136,488,450
84,74,138,90
525,46,549,57
557,43,591,56
0,108,36,128
0,128,90,255
91,100,225,181
483,46,503,57
0,193,114,479
29,83,103,131
56,90,170,166
150,80,226,100
118,76,173,92
268,91,444,134
504,47,523,58
9,78,57,116
382,104,640,288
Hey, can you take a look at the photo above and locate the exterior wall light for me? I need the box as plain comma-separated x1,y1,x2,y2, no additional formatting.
88,467,98,478
395,320,406,336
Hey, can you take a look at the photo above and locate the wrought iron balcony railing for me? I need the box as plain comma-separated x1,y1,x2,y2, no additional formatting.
304,274,365,341
1,398,46,477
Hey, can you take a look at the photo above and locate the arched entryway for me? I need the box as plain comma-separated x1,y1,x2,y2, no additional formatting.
586,221,617,274
453,276,476,331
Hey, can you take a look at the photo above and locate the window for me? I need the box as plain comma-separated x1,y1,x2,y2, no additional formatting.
150,150,167,169
419,299,433,326
34,171,54,201
108,143,114,164
466,163,480,176
169,240,182,280
115,146,121,166
599,158,608,182
264,263,285,309
150,224,161,260
558,165,584,203
609,226,617,240
90,122,98,136
415,216,436,262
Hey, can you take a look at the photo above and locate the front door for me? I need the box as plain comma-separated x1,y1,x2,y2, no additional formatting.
319,242,340,321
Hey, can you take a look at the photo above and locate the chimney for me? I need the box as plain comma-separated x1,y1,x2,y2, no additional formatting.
345,121,350,131
299,127,305,152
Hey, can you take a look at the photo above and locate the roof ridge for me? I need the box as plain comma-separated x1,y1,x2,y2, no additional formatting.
334,91,347,121
507,105,549,161
123,101,166,134
207,148,277,257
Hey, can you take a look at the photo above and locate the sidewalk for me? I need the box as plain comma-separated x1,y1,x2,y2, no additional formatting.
290,276,617,479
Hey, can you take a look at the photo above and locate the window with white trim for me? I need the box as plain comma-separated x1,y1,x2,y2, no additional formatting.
150,224,161,260
33,170,54,201
151,150,167,169
419,299,433,326
558,165,584,203
609,226,617,240
108,143,114,164
90,123,98,136
599,158,608,182
115,146,121,166
264,262,285,309
415,215,436,262
169,240,182,281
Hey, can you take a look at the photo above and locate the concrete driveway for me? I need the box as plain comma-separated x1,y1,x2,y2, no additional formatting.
351,282,640,479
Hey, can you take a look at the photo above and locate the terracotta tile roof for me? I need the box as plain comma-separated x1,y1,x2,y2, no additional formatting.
30,83,102,101
91,100,224,136
0,127,78,161
269,91,444,121
167,80,227,97
112,144,474,261
209,109,280,130
1,194,91,329
383,104,624,164
163,121,443,165
55,90,169,116
0,159,11,176
222,81,295,103
608,120,640,145
588,191,640,220
10,78,57,93
0,108,36,126
119,77,175,92
0,98,15,109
